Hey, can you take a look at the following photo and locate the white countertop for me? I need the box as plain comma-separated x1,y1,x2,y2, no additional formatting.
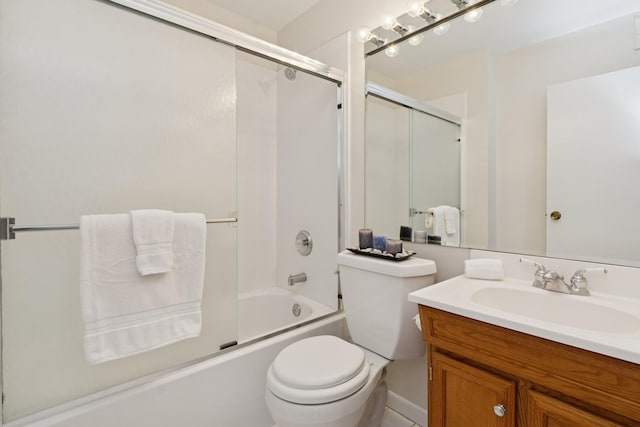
409,275,640,364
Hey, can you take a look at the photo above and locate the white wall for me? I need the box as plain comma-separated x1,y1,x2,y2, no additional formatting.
163,0,277,43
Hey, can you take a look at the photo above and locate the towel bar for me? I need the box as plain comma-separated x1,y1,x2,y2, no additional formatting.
0,216,237,240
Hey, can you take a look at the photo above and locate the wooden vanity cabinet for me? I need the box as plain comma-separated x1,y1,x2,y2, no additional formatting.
418,306,640,427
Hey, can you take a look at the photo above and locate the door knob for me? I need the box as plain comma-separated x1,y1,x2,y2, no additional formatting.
493,404,506,417
550,211,562,221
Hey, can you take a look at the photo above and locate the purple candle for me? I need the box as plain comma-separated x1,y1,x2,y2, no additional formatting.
359,229,373,249
386,239,403,255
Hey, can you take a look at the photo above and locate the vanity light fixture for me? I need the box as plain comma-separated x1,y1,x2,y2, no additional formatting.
433,21,451,36
451,0,484,23
381,16,410,36
407,1,438,23
356,27,387,47
500,0,518,5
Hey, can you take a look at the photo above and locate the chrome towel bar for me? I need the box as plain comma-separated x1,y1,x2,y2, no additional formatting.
0,216,237,240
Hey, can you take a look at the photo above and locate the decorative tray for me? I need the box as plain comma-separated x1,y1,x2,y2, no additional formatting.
347,248,416,262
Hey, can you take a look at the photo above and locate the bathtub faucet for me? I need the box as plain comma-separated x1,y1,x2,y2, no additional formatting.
288,272,307,286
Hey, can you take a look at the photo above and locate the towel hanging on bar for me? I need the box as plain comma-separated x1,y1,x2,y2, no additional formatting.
0,216,237,240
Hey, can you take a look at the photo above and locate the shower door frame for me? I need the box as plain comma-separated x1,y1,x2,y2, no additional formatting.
0,1,346,424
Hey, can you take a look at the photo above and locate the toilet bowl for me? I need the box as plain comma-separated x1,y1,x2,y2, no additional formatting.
265,251,437,427
265,336,389,427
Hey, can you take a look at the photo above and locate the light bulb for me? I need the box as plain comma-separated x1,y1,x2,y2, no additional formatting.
385,44,400,58
500,0,518,5
407,0,425,18
356,27,372,43
381,16,398,31
464,7,483,23
433,21,450,36
407,26,424,46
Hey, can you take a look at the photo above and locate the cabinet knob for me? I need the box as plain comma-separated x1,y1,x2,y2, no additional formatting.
493,404,506,417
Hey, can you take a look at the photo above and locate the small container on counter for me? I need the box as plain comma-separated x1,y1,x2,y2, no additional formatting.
373,235,387,252
413,230,427,243
399,226,412,241
386,239,403,255
358,228,374,249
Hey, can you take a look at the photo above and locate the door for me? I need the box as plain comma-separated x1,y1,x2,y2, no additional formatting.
527,390,622,427
546,65,640,262
430,352,516,427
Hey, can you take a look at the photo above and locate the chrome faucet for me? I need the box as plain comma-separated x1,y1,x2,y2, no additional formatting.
288,272,307,286
521,258,607,296
568,268,608,296
520,258,546,289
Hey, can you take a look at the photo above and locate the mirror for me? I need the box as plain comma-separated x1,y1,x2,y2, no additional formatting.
365,0,640,266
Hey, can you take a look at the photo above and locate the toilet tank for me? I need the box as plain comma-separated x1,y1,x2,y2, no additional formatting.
337,251,436,360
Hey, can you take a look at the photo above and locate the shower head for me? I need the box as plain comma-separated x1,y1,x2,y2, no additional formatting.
283,67,297,81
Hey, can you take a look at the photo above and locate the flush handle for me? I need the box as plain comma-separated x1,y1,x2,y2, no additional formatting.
493,404,506,417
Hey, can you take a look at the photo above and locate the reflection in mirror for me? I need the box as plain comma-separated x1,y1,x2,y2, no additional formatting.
365,84,462,246
364,0,640,266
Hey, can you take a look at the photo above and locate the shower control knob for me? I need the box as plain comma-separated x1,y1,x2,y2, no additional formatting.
493,404,506,417
295,230,313,256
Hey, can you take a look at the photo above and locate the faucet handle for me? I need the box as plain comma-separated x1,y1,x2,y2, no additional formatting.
520,258,547,289
570,268,607,295
520,258,546,272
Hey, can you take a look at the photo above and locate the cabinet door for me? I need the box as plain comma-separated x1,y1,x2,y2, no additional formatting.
430,352,516,427
527,390,623,427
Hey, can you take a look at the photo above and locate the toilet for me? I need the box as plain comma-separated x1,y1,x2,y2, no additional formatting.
265,250,437,427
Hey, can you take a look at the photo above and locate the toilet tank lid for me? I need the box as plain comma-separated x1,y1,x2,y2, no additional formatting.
337,251,436,277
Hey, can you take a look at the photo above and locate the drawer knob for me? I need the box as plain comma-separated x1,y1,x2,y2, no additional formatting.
493,404,506,417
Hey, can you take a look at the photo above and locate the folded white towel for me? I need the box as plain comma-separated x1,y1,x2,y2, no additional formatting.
464,259,504,281
443,206,459,235
80,213,206,364
130,209,175,276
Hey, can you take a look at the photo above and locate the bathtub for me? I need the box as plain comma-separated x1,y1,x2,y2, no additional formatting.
238,287,335,343
7,298,345,427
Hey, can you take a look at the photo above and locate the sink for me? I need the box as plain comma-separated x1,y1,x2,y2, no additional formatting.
408,275,640,364
471,287,640,334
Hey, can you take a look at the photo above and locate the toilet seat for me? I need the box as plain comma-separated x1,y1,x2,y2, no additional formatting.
267,335,371,405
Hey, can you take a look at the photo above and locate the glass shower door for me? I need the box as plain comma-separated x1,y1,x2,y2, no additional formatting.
0,0,238,421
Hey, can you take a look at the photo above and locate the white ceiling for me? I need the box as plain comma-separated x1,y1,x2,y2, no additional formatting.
204,0,322,31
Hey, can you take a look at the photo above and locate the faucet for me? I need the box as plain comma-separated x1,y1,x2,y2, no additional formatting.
521,258,607,296
288,272,307,286
520,258,546,289
568,268,608,296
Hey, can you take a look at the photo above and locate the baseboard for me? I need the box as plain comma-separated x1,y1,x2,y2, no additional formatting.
386,391,427,427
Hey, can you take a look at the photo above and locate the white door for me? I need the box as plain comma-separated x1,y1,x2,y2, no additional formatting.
546,65,640,263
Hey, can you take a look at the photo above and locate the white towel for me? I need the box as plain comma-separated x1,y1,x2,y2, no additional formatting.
464,259,504,281
441,206,460,247
130,209,175,276
80,213,206,365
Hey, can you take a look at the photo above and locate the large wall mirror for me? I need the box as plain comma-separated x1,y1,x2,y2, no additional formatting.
365,0,640,266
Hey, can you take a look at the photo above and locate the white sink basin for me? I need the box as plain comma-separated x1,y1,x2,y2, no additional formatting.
408,275,640,364
471,287,640,334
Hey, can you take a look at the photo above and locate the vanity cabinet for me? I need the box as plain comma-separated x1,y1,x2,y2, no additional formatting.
418,306,640,427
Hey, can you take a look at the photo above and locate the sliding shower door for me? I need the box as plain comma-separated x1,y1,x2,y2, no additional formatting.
0,0,237,421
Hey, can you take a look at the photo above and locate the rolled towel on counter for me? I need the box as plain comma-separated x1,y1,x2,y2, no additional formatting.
464,258,505,281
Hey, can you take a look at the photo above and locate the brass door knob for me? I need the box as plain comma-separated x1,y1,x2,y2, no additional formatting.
550,211,562,221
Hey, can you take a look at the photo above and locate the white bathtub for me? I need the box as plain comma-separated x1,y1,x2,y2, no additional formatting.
7,305,345,427
238,287,335,343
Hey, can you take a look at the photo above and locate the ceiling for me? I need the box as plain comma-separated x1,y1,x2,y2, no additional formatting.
204,0,322,32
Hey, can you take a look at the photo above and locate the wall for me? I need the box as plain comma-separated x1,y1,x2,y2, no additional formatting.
163,0,277,43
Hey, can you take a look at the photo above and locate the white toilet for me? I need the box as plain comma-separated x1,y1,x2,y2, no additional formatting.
265,250,437,427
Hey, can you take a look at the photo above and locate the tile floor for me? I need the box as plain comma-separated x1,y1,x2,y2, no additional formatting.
381,407,422,427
